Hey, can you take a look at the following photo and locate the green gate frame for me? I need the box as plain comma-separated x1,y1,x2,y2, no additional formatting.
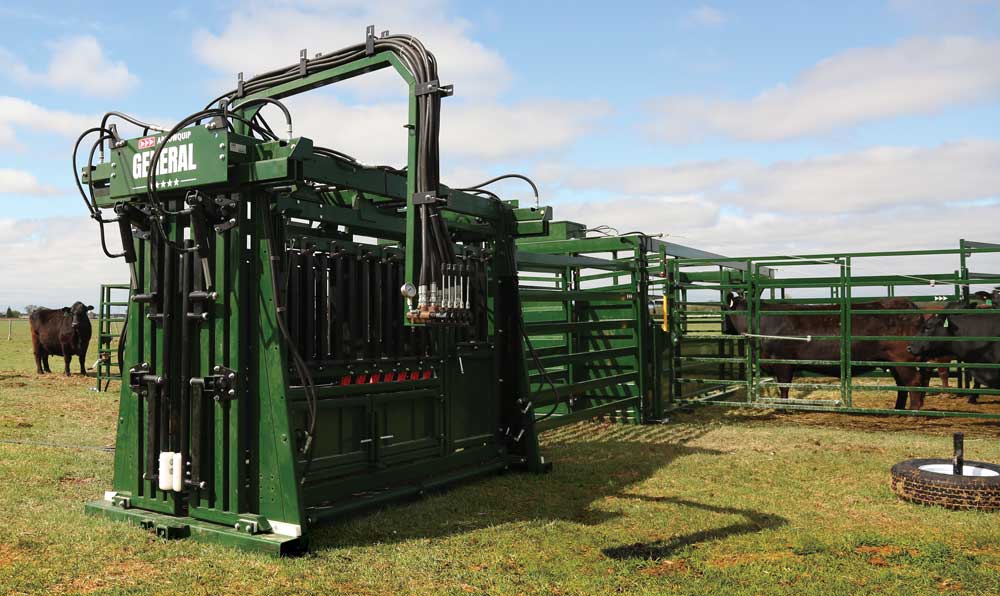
514,217,748,426
95,283,129,392
666,240,1000,419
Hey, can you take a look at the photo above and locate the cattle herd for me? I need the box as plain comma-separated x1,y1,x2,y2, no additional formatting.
22,293,1000,411
723,290,1000,410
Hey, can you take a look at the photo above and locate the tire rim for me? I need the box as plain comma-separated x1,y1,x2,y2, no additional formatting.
918,463,999,477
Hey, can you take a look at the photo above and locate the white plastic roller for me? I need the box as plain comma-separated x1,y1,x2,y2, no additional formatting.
158,452,173,491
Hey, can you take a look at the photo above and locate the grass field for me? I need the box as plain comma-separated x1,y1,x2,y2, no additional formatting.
2,319,1000,595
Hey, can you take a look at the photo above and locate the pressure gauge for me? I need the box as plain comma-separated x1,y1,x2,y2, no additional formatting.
400,282,418,299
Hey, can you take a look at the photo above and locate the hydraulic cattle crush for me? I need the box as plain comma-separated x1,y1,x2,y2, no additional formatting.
77,30,551,554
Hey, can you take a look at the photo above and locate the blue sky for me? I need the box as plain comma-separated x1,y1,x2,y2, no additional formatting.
1,0,999,308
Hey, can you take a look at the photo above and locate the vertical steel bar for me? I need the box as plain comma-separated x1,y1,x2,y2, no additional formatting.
179,243,193,491
843,257,853,408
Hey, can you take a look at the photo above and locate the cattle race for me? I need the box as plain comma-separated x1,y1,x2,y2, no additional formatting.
2,5,1000,595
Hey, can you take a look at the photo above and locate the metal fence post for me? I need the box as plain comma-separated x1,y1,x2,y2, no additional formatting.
842,257,853,408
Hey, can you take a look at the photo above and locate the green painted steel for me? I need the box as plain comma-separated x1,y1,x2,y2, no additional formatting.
513,218,743,426
666,241,1000,419
516,222,655,426
79,36,549,554
94,284,129,392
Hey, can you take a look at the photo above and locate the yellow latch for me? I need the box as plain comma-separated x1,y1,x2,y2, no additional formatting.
662,295,668,332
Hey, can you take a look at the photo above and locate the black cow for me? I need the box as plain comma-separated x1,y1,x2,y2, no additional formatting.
909,310,1000,404
724,293,929,409
29,302,94,376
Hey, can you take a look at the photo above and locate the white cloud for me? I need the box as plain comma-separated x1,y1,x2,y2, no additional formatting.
545,139,1000,214
0,96,93,148
683,5,727,28
0,217,126,309
284,95,609,166
190,0,608,168
889,0,1000,29
735,139,1000,212
553,196,720,232
544,197,1000,266
442,100,611,161
0,169,59,195
538,158,754,196
649,36,1000,142
192,0,510,99
2,36,137,98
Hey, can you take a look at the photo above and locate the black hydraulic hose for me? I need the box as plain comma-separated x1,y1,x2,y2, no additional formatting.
179,245,193,464
211,34,441,197
145,109,221,214
203,32,447,308
72,127,105,218
252,112,279,140
161,238,175,453
522,322,562,422
504,241,562,422
100,111,166,135
429,208,455,263
463,174,540,207
117,310,128,391
226,112,275,140
97,112,166,161
227,97,293,139
419,205,430,289
82,132,127,259
262,201,318,460
313,146,359,163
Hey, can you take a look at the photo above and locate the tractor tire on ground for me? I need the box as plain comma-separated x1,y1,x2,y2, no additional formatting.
891,458,1000,511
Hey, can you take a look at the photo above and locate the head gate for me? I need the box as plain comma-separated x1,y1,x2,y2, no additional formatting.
77,29,552,554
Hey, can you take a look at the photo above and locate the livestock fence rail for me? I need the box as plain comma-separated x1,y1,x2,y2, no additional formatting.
665,240,1000,419
94,283,129,392
515,217,766,429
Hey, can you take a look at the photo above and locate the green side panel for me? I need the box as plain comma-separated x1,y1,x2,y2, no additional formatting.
97,126,235,203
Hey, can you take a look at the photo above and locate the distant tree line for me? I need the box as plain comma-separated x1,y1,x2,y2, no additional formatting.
2,306,33,318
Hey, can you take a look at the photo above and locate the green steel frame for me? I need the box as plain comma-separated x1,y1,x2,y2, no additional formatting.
94,284,129,392
80,39,549,554
514,218,750,426
666,240,1000,419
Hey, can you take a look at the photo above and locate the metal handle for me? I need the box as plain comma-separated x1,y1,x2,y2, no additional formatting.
359,438,373,444
379,435,394,441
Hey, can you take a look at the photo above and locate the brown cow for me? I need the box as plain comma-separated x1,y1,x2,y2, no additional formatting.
29,302,93,376
925,291,996,403
724,294,929,409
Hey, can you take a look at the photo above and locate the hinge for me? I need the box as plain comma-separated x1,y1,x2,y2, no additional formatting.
190,366,238,401
129,363,164,393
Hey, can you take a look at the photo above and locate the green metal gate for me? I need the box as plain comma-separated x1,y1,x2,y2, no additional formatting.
666,240,1000,419
514,217,752,428
95,283,129,392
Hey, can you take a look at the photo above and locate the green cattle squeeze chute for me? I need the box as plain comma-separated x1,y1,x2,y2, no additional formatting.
78,32,552,554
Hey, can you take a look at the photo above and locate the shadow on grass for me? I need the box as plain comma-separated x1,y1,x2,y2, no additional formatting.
601,496,787,560
308,422,726,551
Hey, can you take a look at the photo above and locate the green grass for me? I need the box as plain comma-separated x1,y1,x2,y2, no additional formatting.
3,319,1000,595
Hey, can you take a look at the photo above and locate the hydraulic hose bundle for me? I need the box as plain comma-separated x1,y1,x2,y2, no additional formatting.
202,31,457,323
